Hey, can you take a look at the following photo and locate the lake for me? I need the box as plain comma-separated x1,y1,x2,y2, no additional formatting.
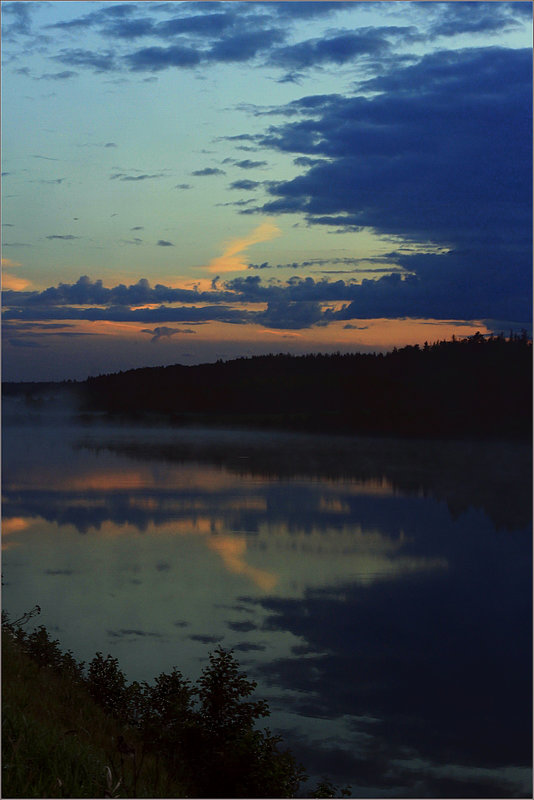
2,403,532,797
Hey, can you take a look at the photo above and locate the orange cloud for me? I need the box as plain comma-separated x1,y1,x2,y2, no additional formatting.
207,221,281,274
208,535,277,591
2,517,31,550
2,517,31,535
2,258,32,290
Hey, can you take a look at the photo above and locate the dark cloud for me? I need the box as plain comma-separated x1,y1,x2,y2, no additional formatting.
427,1,532,38
189,634,224,644
234,159,268,169
2,275,234,308
216,199,257,208
2,301,248,326
130,226,144,231
191,167,225,176
39,70,78,80
256,299,324,330
266,2,354,19
229,179,260,191
46,234,79,240
2,1,35,38
3,322,75,332
54,49,117,72
208,29,285,63
227,620,258,632
110,172,165,181
293,156,325,167
156,239,174,247
269,27,418,71
175,183,191,190
141,326,196,342
126,43,202,71
247,257,405,271
32,178,65,185
22,1,531,86
154,10,238,38
100,17,155,40
107,629,162,638
251,46,532,324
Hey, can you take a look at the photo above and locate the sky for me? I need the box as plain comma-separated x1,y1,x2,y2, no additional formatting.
1,0,532,381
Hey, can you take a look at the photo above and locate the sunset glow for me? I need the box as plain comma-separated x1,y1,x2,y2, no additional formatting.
1,2,531,381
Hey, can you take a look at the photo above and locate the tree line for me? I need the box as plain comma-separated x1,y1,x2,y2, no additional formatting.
77,333,532,439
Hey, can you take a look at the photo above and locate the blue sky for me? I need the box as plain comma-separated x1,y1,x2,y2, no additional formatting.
2,1,532,380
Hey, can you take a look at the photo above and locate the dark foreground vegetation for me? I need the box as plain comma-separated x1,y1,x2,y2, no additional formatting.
2,609,347,799
75,333,533,438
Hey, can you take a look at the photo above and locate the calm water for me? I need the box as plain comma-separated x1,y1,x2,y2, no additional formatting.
2,406,532,798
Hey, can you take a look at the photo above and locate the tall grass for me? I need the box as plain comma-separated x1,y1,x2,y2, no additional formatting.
2,625,186,798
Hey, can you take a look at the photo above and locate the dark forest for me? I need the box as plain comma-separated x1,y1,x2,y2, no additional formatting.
5,332,531,440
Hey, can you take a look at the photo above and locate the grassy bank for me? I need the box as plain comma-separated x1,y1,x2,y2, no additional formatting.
2,613,347,799
2,620,183,798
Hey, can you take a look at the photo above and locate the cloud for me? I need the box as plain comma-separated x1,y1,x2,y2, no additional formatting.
234,160,267,169
175,183,191,190
208,29,285,63
1,1,38,38
46,234,80,240
2,274,31,291
54,48,117,72
125,44,202,71
247,257,405,272
39,70,78,80
191,167,225,177
110,172,165,181
267,2,354,19
427,1,531,38
17,0,531,88
269,27,416,71
2,275,234,307
32,178,65,185
1,257,31,291
141,326,196,342
156,239,174,247
229,179,261,191
257,299,323,329
250,46,532,324
207,221,282,274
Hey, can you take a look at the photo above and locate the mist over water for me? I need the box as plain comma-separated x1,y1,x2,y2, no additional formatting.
2,407,532,797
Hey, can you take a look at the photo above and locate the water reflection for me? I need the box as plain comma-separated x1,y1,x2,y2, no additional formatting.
2,420,531,797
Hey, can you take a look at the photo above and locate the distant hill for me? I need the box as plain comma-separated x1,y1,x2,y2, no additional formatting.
3,333,532,439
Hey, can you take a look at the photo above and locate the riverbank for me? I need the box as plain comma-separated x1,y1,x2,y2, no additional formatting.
2,615,346,799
